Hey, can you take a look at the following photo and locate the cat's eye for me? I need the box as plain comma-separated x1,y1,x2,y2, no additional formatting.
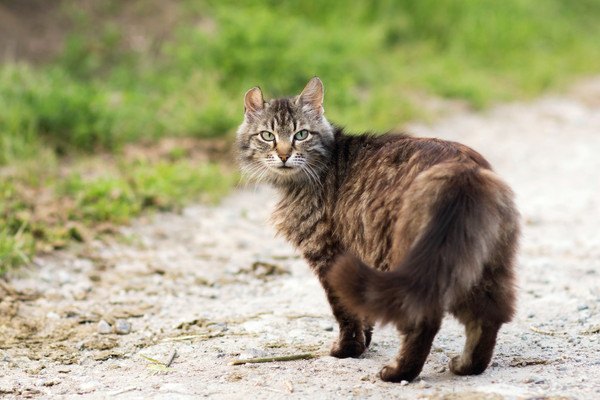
294,129,309,141
260,131,276,141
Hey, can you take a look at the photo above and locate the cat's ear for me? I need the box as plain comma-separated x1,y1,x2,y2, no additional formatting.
298,77,324,114
244,87,264,114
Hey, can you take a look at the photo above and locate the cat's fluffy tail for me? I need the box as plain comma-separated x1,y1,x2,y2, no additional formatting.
327,164,515,325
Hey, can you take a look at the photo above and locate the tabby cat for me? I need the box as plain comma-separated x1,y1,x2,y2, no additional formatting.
236,77,519,383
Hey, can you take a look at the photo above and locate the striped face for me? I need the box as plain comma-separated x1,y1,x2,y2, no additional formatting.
236,78,334,186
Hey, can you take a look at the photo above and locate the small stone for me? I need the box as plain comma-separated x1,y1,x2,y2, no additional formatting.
72,290,88,301
400,380,409,386
46,311,60,319
114,319,131,335
237,348,268,360
524,376,545,384
417,380,431,388
434,365,446,373
577,304,589,311
98,320,112,334
323,325,334,332
78,381,100,393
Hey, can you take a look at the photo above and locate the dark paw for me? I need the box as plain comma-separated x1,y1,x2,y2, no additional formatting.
364,325,374,348
449,355,488,376
330,339,366,358
379,365,421,383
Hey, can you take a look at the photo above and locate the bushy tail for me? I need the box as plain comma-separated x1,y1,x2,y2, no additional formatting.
327,165,511,324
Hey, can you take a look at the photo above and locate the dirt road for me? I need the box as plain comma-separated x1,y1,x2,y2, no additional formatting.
1,79,600,399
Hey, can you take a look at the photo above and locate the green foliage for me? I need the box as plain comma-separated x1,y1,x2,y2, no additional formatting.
0,155,236,274
0,225,35,275
2,0,599,163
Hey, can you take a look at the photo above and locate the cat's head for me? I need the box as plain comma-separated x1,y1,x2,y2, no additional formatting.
236,77,334,186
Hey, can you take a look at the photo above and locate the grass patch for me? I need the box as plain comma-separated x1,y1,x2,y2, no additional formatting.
0,225,35,273
0,146,237,275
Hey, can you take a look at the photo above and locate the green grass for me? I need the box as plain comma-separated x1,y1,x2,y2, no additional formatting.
1,0,600,272
0,151,237,275
2,0,600,162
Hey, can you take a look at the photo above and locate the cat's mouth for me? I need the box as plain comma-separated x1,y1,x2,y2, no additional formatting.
270,165,297,175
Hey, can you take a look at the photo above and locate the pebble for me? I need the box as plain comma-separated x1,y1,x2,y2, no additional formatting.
114,319,132,335
46,311,60,319
577,304,589,311
400,380,409,386
72,290,89,301
237,348,268,360
41,379,60,387
417,380,431,388
78,381,100,393
523,376,545,384
97,320,112,334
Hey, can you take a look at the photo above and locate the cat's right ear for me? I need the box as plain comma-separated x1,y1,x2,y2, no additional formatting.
244,87,264,115
297,77,324,114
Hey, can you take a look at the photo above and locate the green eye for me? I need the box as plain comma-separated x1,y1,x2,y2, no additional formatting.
294,129,309,141
260,131,275,141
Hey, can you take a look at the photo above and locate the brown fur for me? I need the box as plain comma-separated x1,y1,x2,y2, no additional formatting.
237,78,519,383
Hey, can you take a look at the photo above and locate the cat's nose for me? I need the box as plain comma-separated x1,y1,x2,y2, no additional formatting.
278,154,290,163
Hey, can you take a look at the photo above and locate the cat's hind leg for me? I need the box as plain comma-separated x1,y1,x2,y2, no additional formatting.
450,259,516,376
379,318,441,382
449,318,502,376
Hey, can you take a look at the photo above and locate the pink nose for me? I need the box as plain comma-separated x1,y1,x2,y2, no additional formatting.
278,154,289,163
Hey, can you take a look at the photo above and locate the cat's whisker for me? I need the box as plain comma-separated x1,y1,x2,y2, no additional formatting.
302,163,323,190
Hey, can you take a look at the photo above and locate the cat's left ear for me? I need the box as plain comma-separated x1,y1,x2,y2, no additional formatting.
297,77,324,114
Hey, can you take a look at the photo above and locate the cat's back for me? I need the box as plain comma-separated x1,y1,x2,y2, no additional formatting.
331,133,493,267
334,132,489,198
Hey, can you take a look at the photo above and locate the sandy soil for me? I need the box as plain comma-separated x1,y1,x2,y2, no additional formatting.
1,79,600,399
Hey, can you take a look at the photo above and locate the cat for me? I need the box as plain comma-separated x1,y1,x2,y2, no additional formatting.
236,77,519,383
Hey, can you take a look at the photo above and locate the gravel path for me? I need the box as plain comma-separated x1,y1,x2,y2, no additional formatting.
2,79,600,399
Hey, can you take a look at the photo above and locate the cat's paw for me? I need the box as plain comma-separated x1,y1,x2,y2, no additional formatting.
448,355,488,376
378,364,421,383
329,339,366,358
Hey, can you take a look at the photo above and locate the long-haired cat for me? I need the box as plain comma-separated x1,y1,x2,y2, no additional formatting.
236,77,519,383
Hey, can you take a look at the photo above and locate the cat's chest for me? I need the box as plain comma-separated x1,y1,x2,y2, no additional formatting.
272,195,330,250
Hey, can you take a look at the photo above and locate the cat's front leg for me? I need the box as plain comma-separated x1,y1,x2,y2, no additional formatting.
323,281,368,358
311,258,371,358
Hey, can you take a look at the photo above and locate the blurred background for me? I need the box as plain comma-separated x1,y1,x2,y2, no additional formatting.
1,0,600,273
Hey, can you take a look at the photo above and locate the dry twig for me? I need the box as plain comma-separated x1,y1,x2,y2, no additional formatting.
230,353,316,365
